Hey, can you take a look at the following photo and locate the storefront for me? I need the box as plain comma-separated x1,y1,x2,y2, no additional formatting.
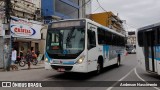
10,16,42,57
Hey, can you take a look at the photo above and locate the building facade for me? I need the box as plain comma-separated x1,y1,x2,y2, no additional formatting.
0,0,42,68
10,0,42,57
90,12,126,35
41,0,91,23
40,0,91,55
127,31,136,45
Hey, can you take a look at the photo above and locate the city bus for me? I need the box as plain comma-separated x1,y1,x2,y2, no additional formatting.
45,19,126,73
137,22,160,75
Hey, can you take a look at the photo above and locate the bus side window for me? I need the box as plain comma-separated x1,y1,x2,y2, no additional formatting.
157,27,160,44
88,30,96,50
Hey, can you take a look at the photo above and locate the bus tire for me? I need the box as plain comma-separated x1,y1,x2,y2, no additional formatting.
116,55,121,67
96,63,101,74
95,57,103,74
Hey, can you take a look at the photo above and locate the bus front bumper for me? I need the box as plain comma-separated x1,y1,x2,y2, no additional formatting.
51,64,88,73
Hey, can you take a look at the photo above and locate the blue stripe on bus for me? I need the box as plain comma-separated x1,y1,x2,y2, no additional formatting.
62,61,75,65
148,57,160,61
103,45,109,54
155,58,160,61
155,46,160,52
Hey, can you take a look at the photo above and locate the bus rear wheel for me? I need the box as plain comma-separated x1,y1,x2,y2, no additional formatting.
116,55,121,67
95,60,103,75
96,63,101,74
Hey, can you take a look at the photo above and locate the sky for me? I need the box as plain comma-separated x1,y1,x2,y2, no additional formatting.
91,0,160,31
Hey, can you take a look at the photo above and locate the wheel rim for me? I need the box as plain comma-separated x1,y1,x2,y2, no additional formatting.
97,63,100,73
117,60,120,66
20,62,24,66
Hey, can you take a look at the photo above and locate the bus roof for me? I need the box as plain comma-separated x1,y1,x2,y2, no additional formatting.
50,18,125,37
138,22,160,31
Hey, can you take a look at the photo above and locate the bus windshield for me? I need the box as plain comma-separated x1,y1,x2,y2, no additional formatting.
46,27,85,59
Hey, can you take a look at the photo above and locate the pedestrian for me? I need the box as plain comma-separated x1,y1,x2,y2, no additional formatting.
20,51,23,58
36,51,40,57
26,49,32,69
32,51,37,59
11,48,18,70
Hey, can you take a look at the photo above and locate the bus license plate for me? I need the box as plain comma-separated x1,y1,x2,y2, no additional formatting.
58,68,65,72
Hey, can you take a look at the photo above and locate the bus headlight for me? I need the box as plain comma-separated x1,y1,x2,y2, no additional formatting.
45,58,48,62
76,56,85,64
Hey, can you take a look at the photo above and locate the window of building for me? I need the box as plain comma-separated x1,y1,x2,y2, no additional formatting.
69,0,79,5
55,0,79,18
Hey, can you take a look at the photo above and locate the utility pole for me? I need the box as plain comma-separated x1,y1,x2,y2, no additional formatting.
4,0,12,71
5,0,11,23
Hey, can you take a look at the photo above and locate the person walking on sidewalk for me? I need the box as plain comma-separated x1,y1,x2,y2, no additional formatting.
11,48,18,70
26,49,32,69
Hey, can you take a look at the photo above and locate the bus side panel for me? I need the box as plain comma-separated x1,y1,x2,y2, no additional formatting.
87,23,99,72
157,60,160,75
155,46,160,75
106,46,122,66
102,45,109,67
137,47,146,70
154,46,157,73
109,46,118,65
120,47,126,62
136,30,146,71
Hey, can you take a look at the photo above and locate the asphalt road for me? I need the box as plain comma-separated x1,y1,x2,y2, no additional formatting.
0,54,160,90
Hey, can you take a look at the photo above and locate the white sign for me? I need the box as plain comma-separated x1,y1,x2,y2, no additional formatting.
10,17,42,39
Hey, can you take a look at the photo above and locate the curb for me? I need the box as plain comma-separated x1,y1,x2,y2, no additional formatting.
20,67,44,70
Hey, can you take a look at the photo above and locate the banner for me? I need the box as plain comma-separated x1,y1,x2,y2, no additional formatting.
0,81,160,87
10,17,42,39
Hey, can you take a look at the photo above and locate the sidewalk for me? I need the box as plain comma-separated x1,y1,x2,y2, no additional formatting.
19,62,45,70
0,62,45,72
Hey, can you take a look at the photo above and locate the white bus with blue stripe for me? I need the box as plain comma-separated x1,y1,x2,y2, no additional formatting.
137,22,160,75
45,19,126,73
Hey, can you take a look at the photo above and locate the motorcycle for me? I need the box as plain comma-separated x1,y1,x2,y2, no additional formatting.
15,56,26,67
18,56,38,67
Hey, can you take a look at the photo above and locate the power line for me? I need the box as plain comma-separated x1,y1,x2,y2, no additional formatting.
125,23,137,29
96,0,108,12
92,6,101,13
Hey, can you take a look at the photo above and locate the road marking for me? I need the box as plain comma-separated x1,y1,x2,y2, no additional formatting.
134,68,160,90
106,67,135,90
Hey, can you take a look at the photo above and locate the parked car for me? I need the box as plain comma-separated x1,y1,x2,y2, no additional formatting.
126,44,136,54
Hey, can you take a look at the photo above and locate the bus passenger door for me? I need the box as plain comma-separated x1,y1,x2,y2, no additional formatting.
155,28,160,74
87,23,98,72
144,31,156,72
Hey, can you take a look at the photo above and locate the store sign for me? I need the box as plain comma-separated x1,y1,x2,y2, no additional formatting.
11,25,36,37
10,17,42,39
